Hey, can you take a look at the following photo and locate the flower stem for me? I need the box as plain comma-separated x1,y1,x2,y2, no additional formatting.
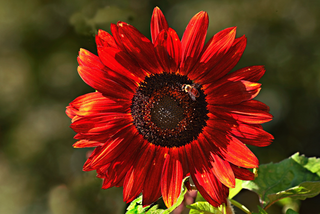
229,199,251,214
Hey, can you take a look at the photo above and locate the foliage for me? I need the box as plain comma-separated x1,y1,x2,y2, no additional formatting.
127,153,320,214
242,153,320,210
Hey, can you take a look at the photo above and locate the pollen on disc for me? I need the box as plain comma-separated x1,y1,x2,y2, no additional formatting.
151,95,184,129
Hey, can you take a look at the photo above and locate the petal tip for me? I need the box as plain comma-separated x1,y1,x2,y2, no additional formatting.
153,6,161,12
117,21,128,27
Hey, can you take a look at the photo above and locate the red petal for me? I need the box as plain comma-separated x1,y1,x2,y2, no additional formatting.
78,49,137,92
67,92,130,120
154,30,170,72
154,28,181,73
161,148,184,208
88,125,139,168
209,153,235,188
98,47,147,84
95,29,117,48
101,159,131,189
96,162,111,178
77,65,134,99
230,122,273,147
151,7,169,43
206,113,237,132
210,100,273,124
123,143,156,203
116,21,161,74
101,165,117,188
180,11,209,75
199,36,247,85
196,134,235,188
83,146,103,171
142,146,168,206
188,27,236,80
110,23,125,50
101,138,147,189
77,49,137,92
97,46,146,83
66,106,76,119
72,118,132,144
186,142,228,206
220,66,266,83
101,162,127,189
71,116,131,141
203,130,259,168
201,27,236,63
77,48,105,70
230,164,255,180
206,80,261,105
73,140,104,148
165,28,182,73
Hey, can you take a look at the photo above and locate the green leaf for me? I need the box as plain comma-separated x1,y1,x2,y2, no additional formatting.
187,202,223,214
228,179,243,199
242,153,320,209
285,208,299,214
126,195,156,214
252,206,268,214
125,177,189,214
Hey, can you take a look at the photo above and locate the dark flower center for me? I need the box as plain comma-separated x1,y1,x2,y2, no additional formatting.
131,73,208,148
151,95,184,129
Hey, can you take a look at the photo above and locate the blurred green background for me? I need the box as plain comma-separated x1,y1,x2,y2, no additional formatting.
1,0,320,213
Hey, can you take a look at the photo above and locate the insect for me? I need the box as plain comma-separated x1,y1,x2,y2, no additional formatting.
181,83,200,101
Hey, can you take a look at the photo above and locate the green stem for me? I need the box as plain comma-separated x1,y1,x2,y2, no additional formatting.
229,199,251,214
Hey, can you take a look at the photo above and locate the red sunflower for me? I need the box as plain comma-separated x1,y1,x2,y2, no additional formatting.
66,7,273,208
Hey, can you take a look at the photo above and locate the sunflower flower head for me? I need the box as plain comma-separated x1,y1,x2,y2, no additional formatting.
66,7,273,208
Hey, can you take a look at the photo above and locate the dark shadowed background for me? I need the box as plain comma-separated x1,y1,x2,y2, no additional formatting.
1,0,320,213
